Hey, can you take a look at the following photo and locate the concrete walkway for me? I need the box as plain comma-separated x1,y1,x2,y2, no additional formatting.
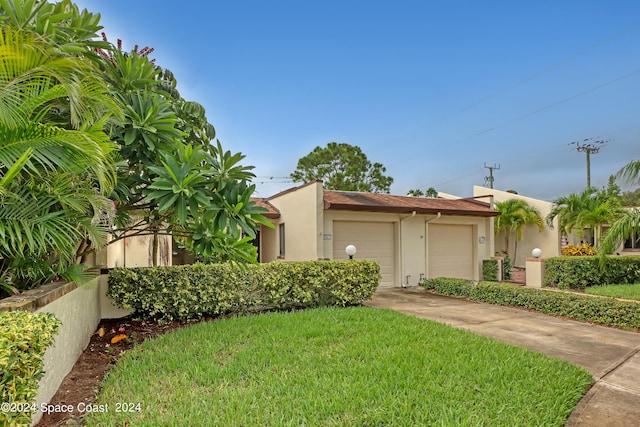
365,287,640,427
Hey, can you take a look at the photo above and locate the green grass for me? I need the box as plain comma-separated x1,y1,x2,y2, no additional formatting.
87,307,592,426
585,283,640,301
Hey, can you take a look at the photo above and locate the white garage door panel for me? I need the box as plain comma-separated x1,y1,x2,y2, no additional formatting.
428,224,474,279
333,221,395,287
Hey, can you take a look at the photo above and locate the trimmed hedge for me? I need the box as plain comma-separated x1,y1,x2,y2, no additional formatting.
421,278,640,330
0,311,61,426
544,256,640,289
108,260,380,322
421,277,473,297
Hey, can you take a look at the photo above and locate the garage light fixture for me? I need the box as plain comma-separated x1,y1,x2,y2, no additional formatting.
345,245,357,260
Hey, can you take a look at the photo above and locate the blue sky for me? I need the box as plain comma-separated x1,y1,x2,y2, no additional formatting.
75,0,640,201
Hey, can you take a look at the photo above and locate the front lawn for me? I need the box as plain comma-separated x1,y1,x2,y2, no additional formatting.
586,283,640,301
87,307,591,426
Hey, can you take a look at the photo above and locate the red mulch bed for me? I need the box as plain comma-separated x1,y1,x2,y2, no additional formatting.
35,316,207,427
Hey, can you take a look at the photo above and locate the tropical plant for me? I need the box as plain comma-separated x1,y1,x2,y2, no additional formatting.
291,142,393,193
561,243,597,256
494,199,544,262
0,26,119,291
547,184,624,247
597,160,640,257
95,40,272,264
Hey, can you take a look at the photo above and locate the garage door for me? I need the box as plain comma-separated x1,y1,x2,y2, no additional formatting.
333,221,395,288
428,224,474,279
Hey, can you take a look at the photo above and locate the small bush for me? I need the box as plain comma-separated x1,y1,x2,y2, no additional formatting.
421,277,474,297
0,311,61,426
108,261,380,322
503,257,512,280
561,243,597,256
544,256,640,289
482,259,499,281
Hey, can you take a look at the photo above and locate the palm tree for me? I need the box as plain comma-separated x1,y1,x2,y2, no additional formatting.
0,27,119,290
598,160,640,256
494,199,545,262
547,187,623,247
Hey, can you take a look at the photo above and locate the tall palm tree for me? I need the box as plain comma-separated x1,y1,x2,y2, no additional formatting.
494,199,544,262
0,27,119,290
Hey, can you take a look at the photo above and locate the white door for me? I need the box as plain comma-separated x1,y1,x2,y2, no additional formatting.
428,224,474,279
333,221,396,287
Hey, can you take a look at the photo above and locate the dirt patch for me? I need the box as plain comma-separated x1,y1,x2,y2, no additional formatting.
36,316,207,427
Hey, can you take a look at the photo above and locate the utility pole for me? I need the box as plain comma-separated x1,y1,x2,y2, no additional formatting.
570,138,607,189
484,163,500,189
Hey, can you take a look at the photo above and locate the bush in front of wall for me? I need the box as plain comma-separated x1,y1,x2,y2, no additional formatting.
0,311,61,426
482,259,499,281
503,256,512,280
108,260,380,322
421,277,474,297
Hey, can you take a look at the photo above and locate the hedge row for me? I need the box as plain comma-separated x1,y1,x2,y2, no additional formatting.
0,311,61,426
421,278,640,330
108,260,380,322
544,256,640,289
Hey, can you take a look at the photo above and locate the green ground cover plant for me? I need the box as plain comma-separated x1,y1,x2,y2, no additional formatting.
87,307,591,426
586,284,640,301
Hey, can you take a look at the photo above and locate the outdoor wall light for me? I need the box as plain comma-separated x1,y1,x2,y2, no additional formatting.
532,248,543,258
345,244,357,260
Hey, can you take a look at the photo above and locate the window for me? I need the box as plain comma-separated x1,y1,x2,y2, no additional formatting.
279,223,285,257
624,231,640,250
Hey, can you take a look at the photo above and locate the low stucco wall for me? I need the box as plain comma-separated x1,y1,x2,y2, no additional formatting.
0,274,132,426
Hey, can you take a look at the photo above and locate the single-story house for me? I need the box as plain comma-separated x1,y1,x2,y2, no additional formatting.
470,186,639,267
252,181,500,288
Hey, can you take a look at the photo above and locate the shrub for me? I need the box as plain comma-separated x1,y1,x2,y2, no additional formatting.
0,311,61,426
561,243,597,256
421,277,474,297
503,256,512,280
108,261,380,322
482,259,499,281
424,280,640,330
544,256,640,289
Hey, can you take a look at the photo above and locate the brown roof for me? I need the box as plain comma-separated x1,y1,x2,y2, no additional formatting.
250,198,280,218
323,191,499,217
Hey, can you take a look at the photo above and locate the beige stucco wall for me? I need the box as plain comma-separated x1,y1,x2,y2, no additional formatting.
26,275,130,425
473,186,560,268
32,278,101,425
266,181,324,261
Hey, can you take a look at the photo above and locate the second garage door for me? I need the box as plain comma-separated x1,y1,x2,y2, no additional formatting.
332,221,395,288
428,224,474,279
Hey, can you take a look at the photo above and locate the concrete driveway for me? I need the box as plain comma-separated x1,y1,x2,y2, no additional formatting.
365,287,640,427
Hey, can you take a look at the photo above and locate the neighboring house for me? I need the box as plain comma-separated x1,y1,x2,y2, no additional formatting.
92,233,173,268
472,186,566,268
253,181,499,288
